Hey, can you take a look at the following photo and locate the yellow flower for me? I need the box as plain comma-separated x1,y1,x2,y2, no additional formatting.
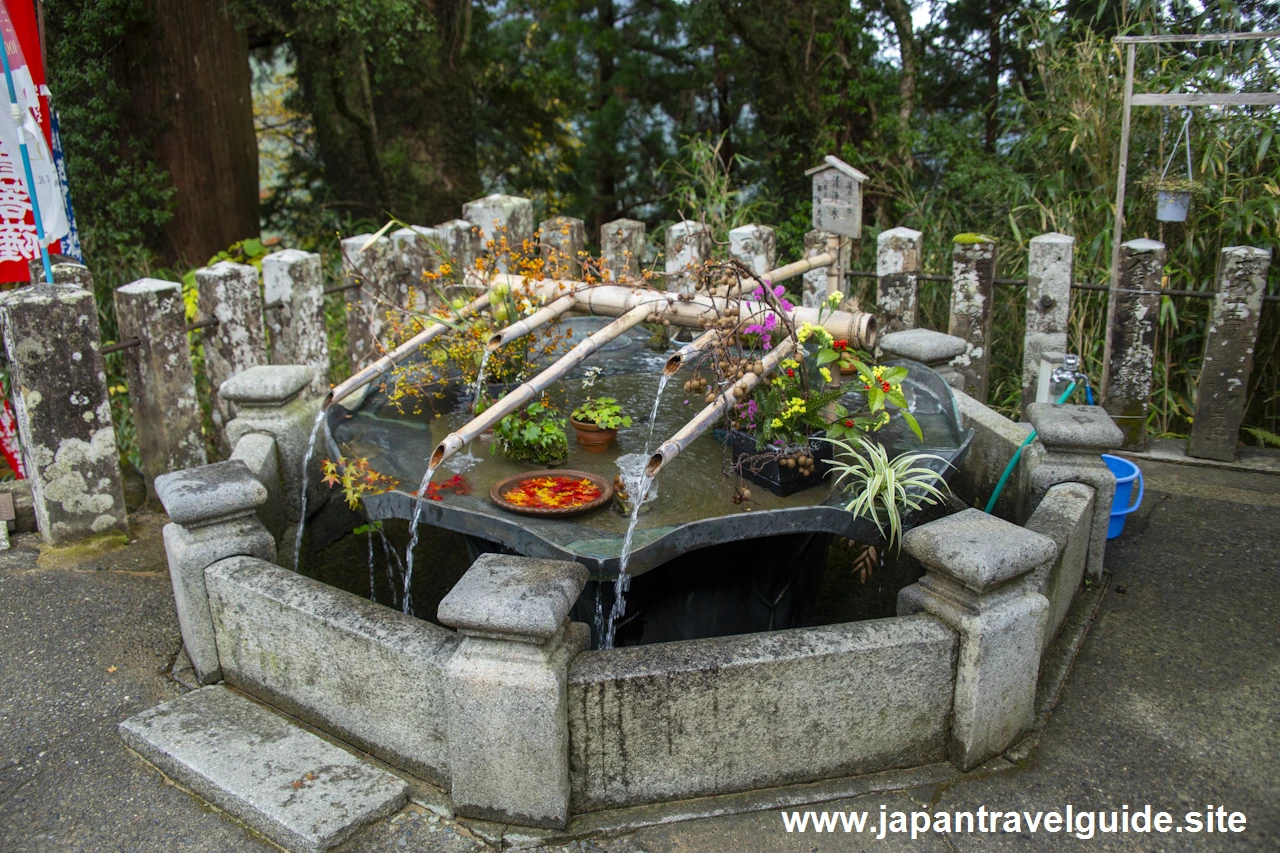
795,323,811,343
819,367,831,383
827,290,843,305
771,418,783,428
781,358,800,369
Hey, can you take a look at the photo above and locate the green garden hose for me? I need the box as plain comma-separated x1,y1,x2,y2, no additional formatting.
983,381,1077,514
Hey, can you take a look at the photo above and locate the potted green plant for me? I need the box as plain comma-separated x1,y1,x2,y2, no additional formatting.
493,398,568,466
570,396,632,453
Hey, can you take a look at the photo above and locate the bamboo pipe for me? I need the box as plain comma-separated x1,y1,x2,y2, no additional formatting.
486,293,577,351
429,301,663,469
664,328,725,375
645,338,798,478
323,292,492,408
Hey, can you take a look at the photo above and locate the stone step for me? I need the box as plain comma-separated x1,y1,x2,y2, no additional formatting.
118,685,407,852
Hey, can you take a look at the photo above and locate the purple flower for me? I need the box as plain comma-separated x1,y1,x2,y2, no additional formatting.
743,322,764,336
778,297,794,313
762,334,772,350
763,313,778,332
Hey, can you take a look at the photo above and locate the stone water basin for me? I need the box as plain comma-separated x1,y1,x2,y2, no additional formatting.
326,315,972,584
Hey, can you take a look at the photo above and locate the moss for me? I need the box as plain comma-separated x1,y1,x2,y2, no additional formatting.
35,531,131,568
952,233,997,244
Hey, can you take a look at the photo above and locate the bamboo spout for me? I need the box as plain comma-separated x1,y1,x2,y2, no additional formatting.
646,338,797,478
664,328,724,375
323,291,492,408
486,294,577,351
429,301,662,470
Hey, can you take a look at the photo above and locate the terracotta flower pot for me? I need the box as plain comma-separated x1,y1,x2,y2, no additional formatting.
839,361,859,376
570,418,618,453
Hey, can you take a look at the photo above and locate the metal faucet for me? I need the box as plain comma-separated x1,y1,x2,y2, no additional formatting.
1050,353,1093,404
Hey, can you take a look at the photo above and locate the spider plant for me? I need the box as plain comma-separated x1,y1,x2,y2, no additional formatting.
819,436,950,550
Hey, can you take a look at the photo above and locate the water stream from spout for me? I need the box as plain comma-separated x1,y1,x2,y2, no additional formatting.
401,463,437,615
378,526,403,609
292,410,326,572
643,373,670,455
367,525,376,603
601,470,651,649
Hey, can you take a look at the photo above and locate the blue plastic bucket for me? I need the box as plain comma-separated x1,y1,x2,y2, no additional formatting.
1102,454,1144,539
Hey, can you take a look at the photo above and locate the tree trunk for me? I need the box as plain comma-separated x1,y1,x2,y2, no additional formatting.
882,0,918,170
121,0,259,267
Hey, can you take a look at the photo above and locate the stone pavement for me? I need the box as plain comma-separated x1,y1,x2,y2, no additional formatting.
1,458,1276,852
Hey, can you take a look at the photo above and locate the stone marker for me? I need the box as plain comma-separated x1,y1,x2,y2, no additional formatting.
947,234,998,403
438,554,590,829
119,685,407,853
601,218,645,281
116,278,207,497
802,229,849,308
221,365,322,523
463,194,535,272
340,234,401,371
262,250,329,397
1025,402,1123,581
195,261,268,449
28,257,92,288
391,225,443,311
1188,246,1272,461
436,219,483,276
899,509,1055,770
155,460,275,683
1021,233,1074,414
0,283,130,544
1101,238,1164,450
876,227,923,333
539,215,586,278
728,224,776,278
665,220,711,296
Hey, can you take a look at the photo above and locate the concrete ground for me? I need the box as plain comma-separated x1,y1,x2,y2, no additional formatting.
1,458,1276,852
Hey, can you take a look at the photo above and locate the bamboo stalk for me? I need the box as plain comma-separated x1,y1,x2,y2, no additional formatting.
646,338,797,477
486,293,577,351
323,292,491,408
430,301,663,469
664,328,725,375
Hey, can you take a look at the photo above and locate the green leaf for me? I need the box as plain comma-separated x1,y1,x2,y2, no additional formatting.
522,423,542,442
816,349,840,366
901,410,923,442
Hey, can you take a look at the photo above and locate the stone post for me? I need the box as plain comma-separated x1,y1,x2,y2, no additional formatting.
115,278,207,497
1189,246,1272,461
898,509,1055,770
436,219,483,277
1021,233,1075,414
1025,403,1123,581
392,226,443,313
29,258,92,288
802,229,849,308
463,194,535,272
539,215,586,279
262,250,329,398
1101,238,1164,450
665,220,711,296
155,461,276,684
340,234,402,372
437,554,590,829
947,235,998,403
728,224,776,278
601,218,645,281
876,227,923,334
195,261,268,449
221,365,323,524
0,284,130,544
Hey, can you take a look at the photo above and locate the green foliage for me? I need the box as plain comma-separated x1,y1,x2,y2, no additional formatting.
571,397,631,430
494,399,568,466
44,0,175,258
821,436,950,551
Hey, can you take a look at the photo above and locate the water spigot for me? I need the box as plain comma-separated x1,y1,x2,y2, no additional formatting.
1049,353,1093,404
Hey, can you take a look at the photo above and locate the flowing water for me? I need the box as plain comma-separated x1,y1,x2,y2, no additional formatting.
292,411,326,571
643,373,671,455
367,526,376,603
378,526,403,609
401,463,438,615
601,470,652,649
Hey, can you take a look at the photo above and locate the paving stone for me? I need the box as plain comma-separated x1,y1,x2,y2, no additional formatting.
118,686,407,852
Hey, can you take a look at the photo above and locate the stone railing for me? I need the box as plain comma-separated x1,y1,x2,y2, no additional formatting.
1,184,1269,548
